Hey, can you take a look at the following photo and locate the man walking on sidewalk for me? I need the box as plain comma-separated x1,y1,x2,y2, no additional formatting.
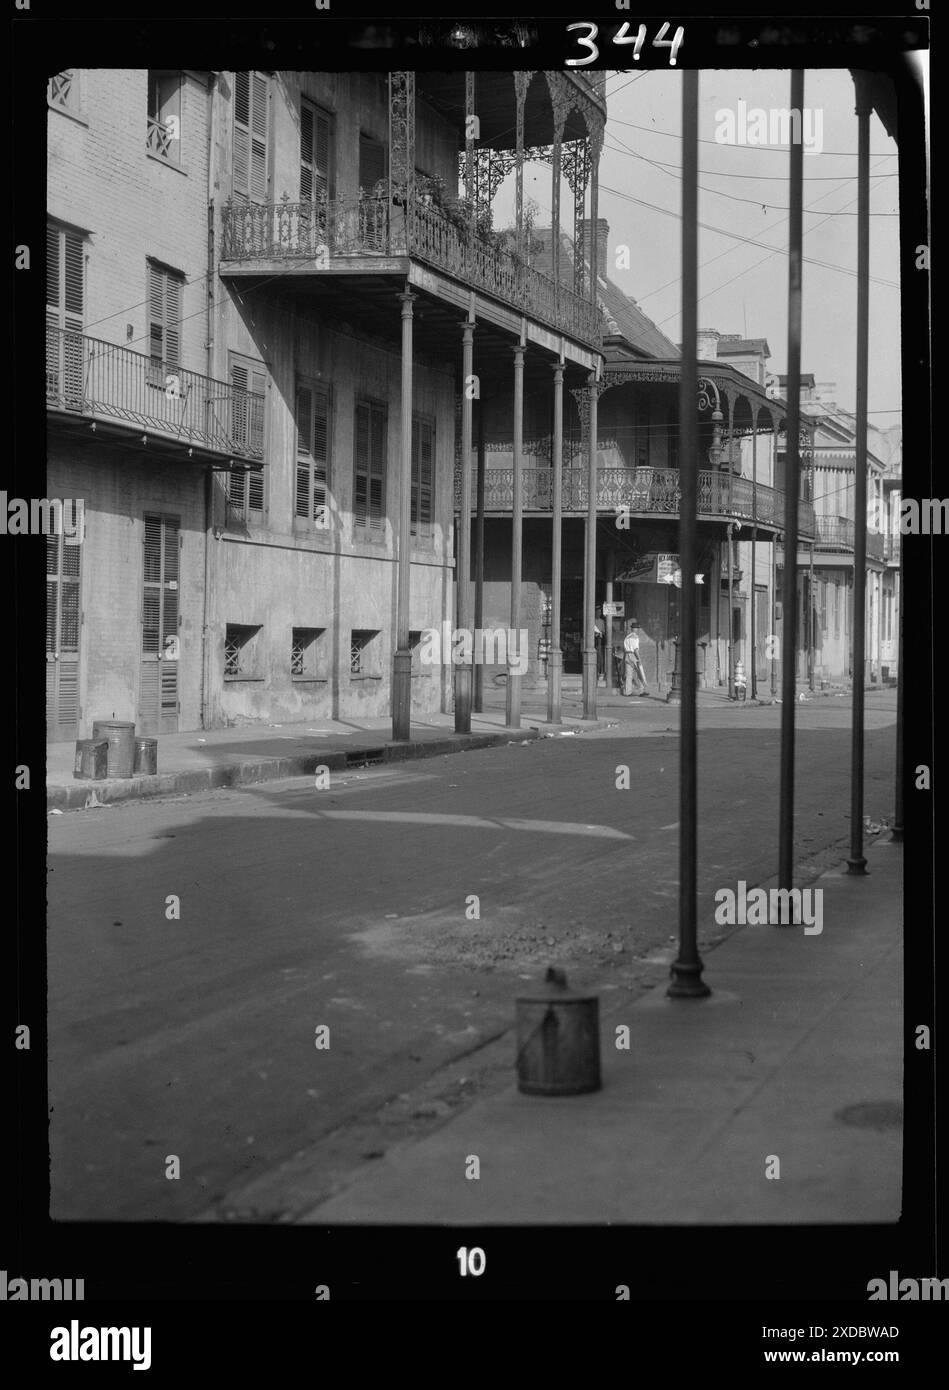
623,619,649,696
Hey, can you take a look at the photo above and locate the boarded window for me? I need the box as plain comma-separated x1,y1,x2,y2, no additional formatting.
295,381,330,524
233,71,270,203
353,400,386,533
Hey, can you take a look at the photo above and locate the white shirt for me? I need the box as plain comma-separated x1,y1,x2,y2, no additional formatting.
623,631,640,654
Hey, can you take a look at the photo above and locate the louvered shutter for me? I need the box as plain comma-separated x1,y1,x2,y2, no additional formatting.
142,516,162,654
412,419,433,530
229,359,265,514
354,402,370,528
148,264,164,368
301,101,331,203
312,390,328,515
296,382,313,517
47,224,84,408
359,135,386,193
369,403,385,532
233,71,269,203
148,264,182,374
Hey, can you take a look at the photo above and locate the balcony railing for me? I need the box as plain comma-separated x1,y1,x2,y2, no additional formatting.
454,462,815,536
46,326,265,461
883,533,900,561
220,195,602,348
814,516,885,561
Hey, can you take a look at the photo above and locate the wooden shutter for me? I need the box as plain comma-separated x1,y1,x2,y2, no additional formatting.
230,358,266,514
354,401,370,528
147,264,182,372
301,100,331,204
359,135,386,193
354,401,385,531
47,224,84,408
233,71,270,203
412,418,433,532
46,530,82,739
369,402,385,531
296,382,329,520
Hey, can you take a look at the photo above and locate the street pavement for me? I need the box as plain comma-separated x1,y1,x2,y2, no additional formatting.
46,692,899,1222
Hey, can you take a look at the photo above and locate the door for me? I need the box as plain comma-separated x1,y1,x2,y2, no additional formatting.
139,514,180,735
46,530,82,741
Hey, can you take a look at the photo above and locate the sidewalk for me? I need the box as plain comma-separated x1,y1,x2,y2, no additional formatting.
299,836,902,1224
46,706,596,813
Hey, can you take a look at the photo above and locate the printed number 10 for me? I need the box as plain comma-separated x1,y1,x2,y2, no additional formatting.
457,1246,486,1277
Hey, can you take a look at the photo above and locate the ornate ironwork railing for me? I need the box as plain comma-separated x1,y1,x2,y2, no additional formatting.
453,461,816,536
814,516,885,560
220,195,602,348
146,116,177,160
46,326,266,461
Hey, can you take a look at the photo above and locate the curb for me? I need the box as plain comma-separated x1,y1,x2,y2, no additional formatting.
46,727,553,813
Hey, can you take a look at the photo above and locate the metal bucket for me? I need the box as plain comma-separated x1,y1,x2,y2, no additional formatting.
133,737,158,776
73,739,109,781
91,720,136,779
516,967,601,1096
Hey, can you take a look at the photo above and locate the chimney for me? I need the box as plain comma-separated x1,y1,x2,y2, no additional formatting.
697,329,720,360
581,218,609,277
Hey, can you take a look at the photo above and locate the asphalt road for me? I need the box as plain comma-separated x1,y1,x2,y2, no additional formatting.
47,697,897,1220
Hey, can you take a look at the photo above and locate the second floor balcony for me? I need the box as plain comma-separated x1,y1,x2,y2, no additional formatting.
46,326,266,464
220,195,602,350
814,516,886,562
454,457,816,539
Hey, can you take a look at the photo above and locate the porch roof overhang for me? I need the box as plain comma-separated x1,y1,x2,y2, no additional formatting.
600,356,788,429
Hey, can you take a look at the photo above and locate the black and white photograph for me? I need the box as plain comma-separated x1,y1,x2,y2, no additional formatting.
4,0,939,1338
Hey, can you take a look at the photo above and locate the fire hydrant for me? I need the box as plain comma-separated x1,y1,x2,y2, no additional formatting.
734,659,747,701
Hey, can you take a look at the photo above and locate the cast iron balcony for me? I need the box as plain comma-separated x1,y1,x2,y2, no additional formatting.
220,194,602,349
453,459,816,538
46,326,265,462
814,516,885,561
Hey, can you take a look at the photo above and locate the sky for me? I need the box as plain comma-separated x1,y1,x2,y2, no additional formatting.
493,69,903,427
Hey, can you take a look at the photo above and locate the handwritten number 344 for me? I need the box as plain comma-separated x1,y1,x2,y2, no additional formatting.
566,22,685,67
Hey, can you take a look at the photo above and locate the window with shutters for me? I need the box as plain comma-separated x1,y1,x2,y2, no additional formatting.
300,98,333,205
227,353,267,521
291,626,326,680
359,134,386,195
147,71,182,163
48,70,80,115
411,416,434,539
46,222,85,410
146,260,183,387
353,399,386,536
232,71,270,204
294,379,330,530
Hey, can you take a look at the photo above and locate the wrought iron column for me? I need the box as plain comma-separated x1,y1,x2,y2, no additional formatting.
778,69,805,894
847,84,871,875
809,540,816,691
547,357,564,724
668,68,709,998
892,540,904,839
514,73,531,304
465,72,476,236
388,72,415,255
474,400,486,714
506,338,525,728
392,289,416,741
751,422,758,699
727,521,736,699
582,376,598,720
455,311,475,733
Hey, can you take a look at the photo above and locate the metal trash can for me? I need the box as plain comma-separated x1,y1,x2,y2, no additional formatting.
73,739,109,781
516,967,601,1095
91,720,136,779
133,737,158,776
